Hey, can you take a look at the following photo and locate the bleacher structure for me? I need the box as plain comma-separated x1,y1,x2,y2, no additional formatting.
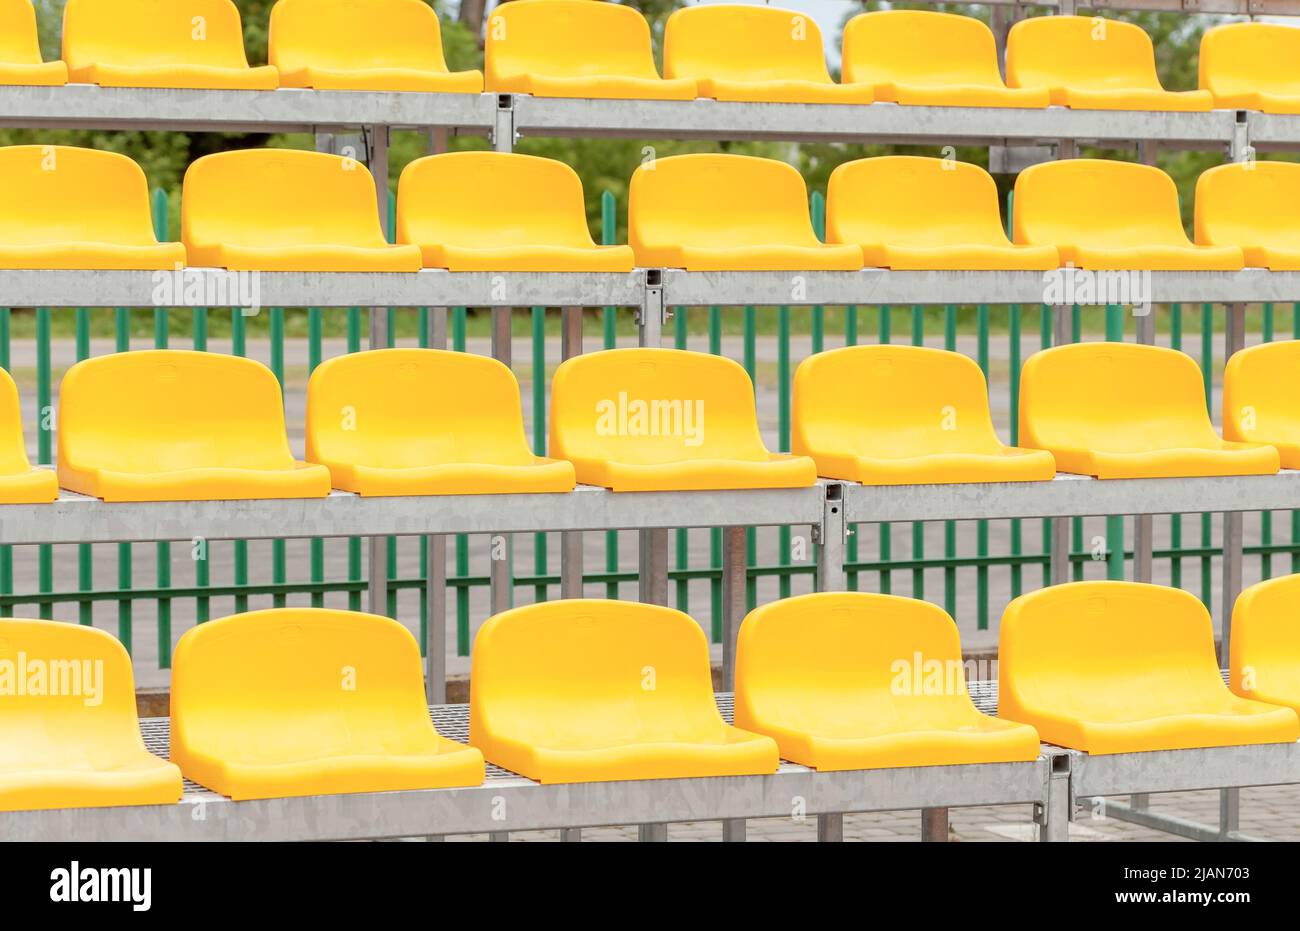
8,0,1300,844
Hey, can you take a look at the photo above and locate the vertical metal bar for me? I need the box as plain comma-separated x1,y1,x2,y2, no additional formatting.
744,305,758,610
911,306,926,599
601,192,620,599
1261,303,1275,581
368,305,390,616
777,305,792,599
721,526,747,691
1221,303,1246,660
112,308,130,643
638,824,667,843
560,306,584,599
231,310,249,615
1200,305,1214,610
942,306,957,613
452,306,471,652
1134,307,1156,583
308,308,325,609
1170,305,1185,591
878,305,892,595
708,306,723,640
192,306,210,622
74,307,93,627
270,306,287,609
531,306,549,604
490,304,514,614
347,306,363,612
36,307,53,621
976,304,990,626
921,807,950,842
845,304,860,592
1009,304,1023,598
1050,305,1072,585
815,485,846,841
638,280,668,605
1104,306,1126,583
422,304,449,704
151,189,171,664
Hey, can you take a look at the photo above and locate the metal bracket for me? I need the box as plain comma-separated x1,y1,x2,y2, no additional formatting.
492,95,516,154
1230,115,1254,164
638,272,665,347
815,484,846,593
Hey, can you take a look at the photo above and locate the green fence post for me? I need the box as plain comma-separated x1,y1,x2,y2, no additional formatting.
308,307,325,608
532,306,548,603
1104,305,1125,582
75,306,93,627
36,307,53,621
151,188,172,660
976,304,990,626
601,191,620,599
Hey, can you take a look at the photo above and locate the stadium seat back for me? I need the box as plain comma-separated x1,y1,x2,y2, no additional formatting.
172,609,432,765
1195,161,1300,261
630,153,827,260
1019,343,1220,456
183,149,387,254
828,156,1009,251
59,350,297,475
1002,582,1223,718
1013,159,1189,251
470,600,721,746
795,345,1004,459
663,5,832,84
550,347,770,466
269,0,451,75
397,152,598,254
1223,341,1300,453
1200,23,1300,103
0,367,31,477
486,0,662,86
841,10,1004,88
1006,16,1160,92
0,618,182,810
63,0,254,73
1231,574,1300,703
307,348,535,469
0,0,44,63
0,145,163,249
736,592,974,734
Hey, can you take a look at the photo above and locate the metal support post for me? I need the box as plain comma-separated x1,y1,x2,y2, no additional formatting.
1038,755,1071,842
560,307,584,599
638,276,668,605
493,95,515,154
490,305,514,614
638,823,668,843
425,307,448,705
921,807,949,842
1220,302,1247,838
366,125,392,618
1050,306,1073,585
814,485,848,841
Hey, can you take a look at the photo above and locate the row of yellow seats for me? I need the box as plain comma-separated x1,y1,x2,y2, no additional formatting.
3,0,1298,116
1,336,1296,506
6,573,1300,811
5,144,1300,274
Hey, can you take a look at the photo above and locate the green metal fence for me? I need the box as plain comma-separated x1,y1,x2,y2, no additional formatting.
2,186,1299,667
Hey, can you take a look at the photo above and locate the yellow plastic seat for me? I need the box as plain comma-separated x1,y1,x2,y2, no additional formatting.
182,149,421,272
1012,159,1244,271
172,608,485,801
0,368,57,504
396,152,634,272
62,0,277,89
826,156,1059,270
1223,340,1300,469
1006,16,1212,112
0,618,182,811
0,145,187,271
550,347,817,492
736,592,1040,771
0,0,68,86
470,599,778,783
629,154,863,271
485,0,696,101
269,0,482,93
793,345,1056,485
1200,23,1300,114
1019,342,1279,480
662,5,873,105
999,581,1299,755
841,11,1048,109
58,349,332,502
306,348,576,496
1230,574,1300,713
1195,162,1300,271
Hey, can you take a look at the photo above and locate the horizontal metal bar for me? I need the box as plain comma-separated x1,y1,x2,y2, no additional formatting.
1239,111,1300,150
0,84,497,134
659,269,1300,307
512,96,1235,147
0,268,644,309
1086,798,1263,842
844,471,1300,524
0,705,1050,842
1070,743,1300,797
0,483,825,546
